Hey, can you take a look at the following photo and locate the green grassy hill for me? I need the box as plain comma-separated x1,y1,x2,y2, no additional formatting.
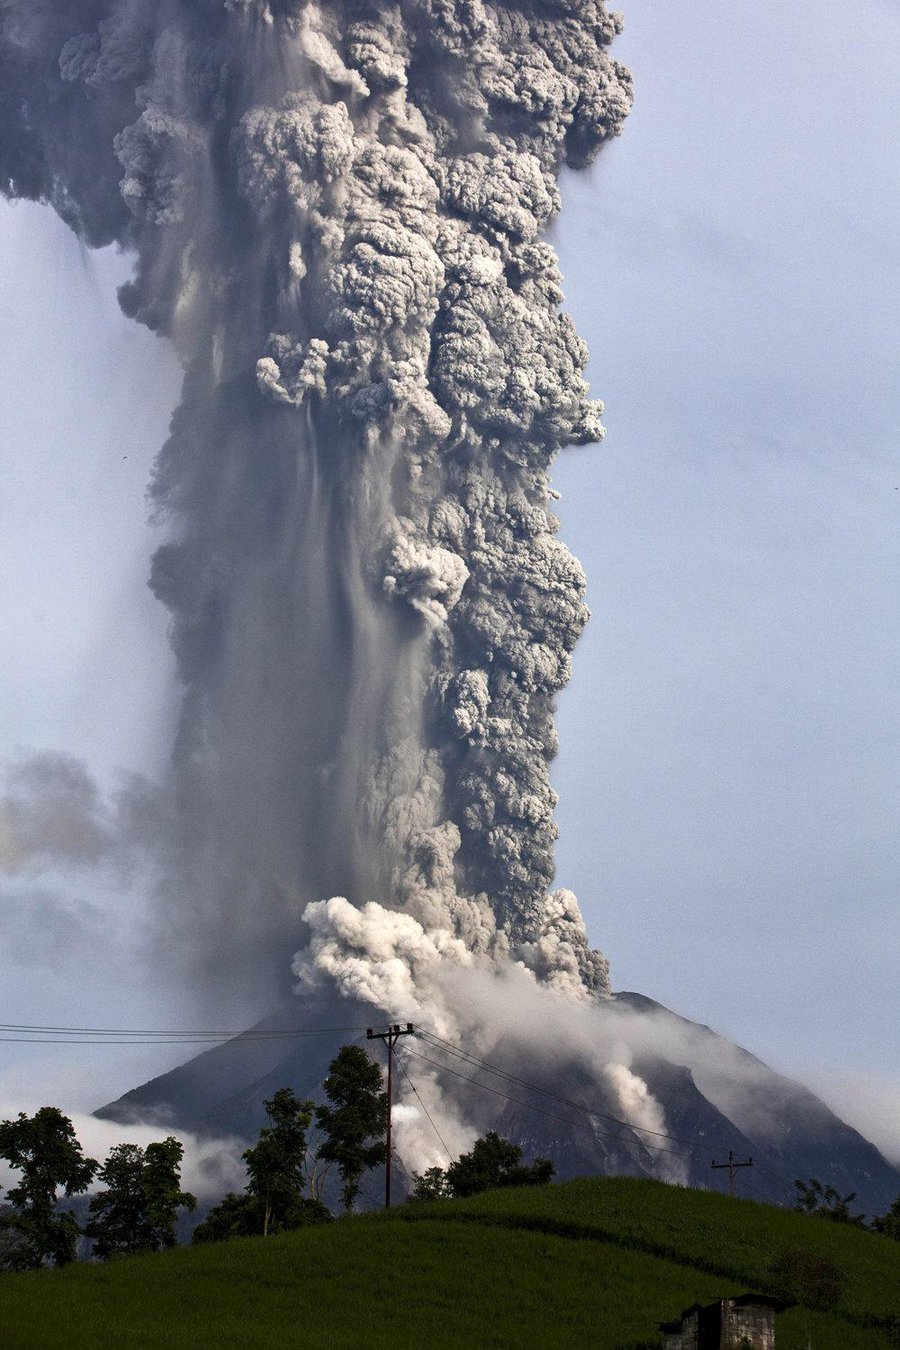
3,1178,898,1348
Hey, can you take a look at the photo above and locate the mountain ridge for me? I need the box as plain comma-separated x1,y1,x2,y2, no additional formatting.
95,987,900,1216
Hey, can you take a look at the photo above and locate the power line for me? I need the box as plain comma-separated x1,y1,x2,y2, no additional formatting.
417,1030,698,1148
754,1159,798,1193
0,1022,370,1035
417,1031,800,1205
405,1045,693,1160
738,1169,798,1209
752,1162,798,1204
419,1029,697,1147
405,1040,795,1211
0,1023,370,1044
397,1058,454,1166
410,1040,796,1202
0,1016,801,1211
741,1175,782,1206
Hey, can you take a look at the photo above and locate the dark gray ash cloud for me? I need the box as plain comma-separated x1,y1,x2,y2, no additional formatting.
0,0,631,1010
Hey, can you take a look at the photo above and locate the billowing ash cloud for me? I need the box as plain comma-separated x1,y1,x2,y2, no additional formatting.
0,2,631,1011
296,921,680,1180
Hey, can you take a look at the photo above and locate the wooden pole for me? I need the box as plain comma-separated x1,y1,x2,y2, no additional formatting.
385,1026,394,1210
711,1149,753,1197
367,1023,415,1209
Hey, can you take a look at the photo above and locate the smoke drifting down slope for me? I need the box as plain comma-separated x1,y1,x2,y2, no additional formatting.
1,0,631,1009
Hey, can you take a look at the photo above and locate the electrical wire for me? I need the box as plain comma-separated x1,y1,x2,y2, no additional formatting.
417,1029,698,1148
740,1175,787,1207
417,1031,802,1205
405,1045,695,1160
396,1056,455,1165
754,1160,799,1193
0,1016,801,1210
752,1163,799,1205
0,1022,371,1035
0,1023,371,1044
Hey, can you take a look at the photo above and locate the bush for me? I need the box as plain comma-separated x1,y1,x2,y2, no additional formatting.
410,1133,554,1202
767,1247,847,1311
192,1192,331,1244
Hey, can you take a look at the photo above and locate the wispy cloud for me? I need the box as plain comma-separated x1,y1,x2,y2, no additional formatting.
0,1098,245,1200
796,1067,900,1169
0,884,114,970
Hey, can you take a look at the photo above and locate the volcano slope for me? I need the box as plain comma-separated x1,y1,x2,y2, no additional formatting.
96,989,900,1219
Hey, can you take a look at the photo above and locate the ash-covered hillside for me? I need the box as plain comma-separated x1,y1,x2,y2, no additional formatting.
97,987,900,1219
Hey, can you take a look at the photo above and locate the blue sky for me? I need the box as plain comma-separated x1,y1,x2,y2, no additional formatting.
1,0,898,1157
551,0,900,1152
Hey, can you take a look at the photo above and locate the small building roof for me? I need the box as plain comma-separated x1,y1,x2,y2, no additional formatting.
659,1292,795,1332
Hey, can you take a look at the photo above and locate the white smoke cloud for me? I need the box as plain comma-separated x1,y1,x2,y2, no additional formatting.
294,896,683,1177
603,1062,669,1147
296,896,475,1035
297,892,886,1187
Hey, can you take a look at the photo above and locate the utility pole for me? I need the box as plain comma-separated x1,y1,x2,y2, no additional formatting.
711,1149,753,1197
366,1022,415,1209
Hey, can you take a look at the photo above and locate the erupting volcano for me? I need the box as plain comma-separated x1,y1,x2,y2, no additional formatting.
4,1,898,1212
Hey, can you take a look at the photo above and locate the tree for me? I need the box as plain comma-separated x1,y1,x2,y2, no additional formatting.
142,1137,197,1248
84,1144,144,1259
0,1207,32,1271
0,1107,98,1269
767,1247,847,1311
873,1193,900,1240
768,1246,847,1349
410,1166,452,1201
85,1137,196,1259
411,1132,555,1202
192,1192,265,1244
244,1088,316,1236
193,1089,330,1244
794,1177,865,1226
444,1132,554,1198
315,1046,387,1212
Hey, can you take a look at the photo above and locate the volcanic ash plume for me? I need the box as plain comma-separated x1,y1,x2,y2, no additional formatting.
0,2,632,1009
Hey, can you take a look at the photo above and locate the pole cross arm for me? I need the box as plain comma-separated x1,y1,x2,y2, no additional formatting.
711,1150,754,1196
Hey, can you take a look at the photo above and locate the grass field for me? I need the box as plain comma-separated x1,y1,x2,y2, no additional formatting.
2,1177,898,1348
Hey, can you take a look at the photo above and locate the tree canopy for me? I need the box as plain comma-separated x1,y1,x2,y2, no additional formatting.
0,1107,98,1269
194,1089,329,1243
85,1137,196,1259
767,1247,847,1311
793,1177,866,1226
873,1193,900,1241
244,1088,315,1235
315,1046,387,1213
412,1132,554,1201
